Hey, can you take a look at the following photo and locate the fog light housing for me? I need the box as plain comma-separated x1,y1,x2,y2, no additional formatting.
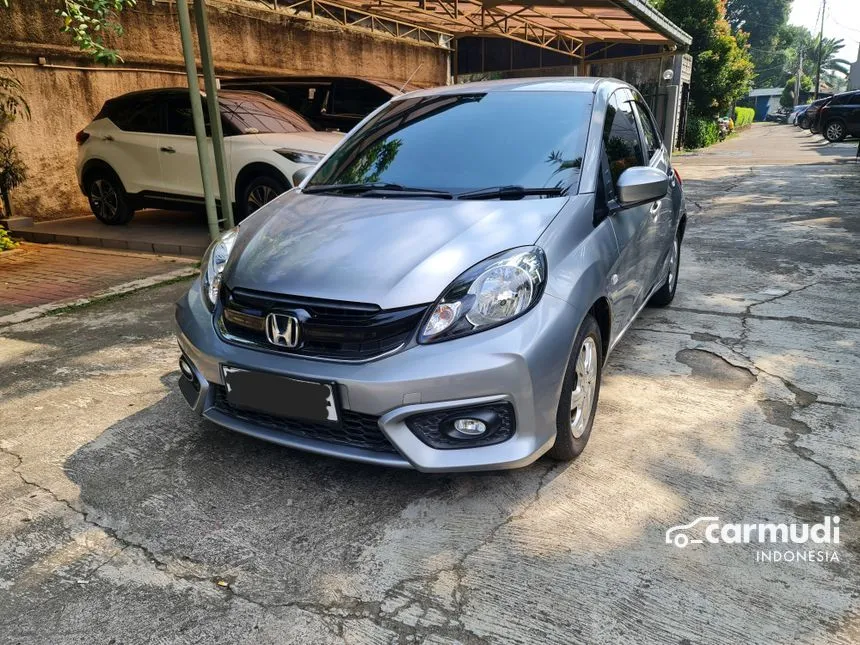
405,403,515,449
179,356,195,381
453,418,487,436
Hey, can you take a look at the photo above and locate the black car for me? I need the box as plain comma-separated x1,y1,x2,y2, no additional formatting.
220,76,414,132
803,96,832,132
818,90,860,142
765,107,790,123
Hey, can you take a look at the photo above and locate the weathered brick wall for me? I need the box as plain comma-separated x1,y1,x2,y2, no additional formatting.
1,0,448,220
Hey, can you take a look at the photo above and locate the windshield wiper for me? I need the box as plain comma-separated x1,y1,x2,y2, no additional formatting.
303,182,453,199
457,185,566,200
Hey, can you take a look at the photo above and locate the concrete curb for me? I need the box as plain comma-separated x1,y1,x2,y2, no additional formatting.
0,266,198,329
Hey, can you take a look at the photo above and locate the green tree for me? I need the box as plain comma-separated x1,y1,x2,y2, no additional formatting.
656,0,755,118
1,0,137,64
726,0,791,49
780,75,812,108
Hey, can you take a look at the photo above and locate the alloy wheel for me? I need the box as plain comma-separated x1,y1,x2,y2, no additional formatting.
668,237,679,291
90,179,119,221
570,336,598,439
825,122,844,142
247,184,279,213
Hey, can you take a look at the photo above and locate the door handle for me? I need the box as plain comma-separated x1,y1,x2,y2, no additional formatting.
160,146,176,153
102,135,114,142
650,200,661,218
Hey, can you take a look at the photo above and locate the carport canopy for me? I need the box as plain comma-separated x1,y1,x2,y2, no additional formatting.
277,0,692,57
177,0,691,241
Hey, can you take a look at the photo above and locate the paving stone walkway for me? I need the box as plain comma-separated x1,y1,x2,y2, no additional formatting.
0,243,195,317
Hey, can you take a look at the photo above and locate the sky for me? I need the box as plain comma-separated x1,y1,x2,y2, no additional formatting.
789,0,860,65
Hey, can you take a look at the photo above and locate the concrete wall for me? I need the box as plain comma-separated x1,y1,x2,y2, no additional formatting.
1,0,448,220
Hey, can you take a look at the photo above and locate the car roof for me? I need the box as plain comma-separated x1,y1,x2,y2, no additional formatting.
398,77,616,100
220,75,415,94
106,88,287,105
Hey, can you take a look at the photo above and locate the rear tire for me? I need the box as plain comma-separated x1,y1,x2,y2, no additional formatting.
548,314,603,461
238,172,289,222
798,116,810,129
86,172,134,225
649,231,681,307
823,120,846,143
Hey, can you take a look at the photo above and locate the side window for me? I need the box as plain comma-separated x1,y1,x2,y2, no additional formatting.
165,96,210,136
330,80,388,116
849,94,860,105
109,96,162,133
633,100,662,160
602,93,645,191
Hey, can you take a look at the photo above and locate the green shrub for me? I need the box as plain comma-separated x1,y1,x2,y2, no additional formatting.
684,117,720,149
0,228,18,251
734,107,755,128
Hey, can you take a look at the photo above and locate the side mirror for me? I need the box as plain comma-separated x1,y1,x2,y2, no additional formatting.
292,165,313,187
614,166,669,209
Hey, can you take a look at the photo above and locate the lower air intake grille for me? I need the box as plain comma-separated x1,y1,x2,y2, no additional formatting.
212,385,397,454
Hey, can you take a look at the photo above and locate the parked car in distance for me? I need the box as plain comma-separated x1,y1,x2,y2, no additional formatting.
220,76,415,133
76,88,342,225
765,107,790,123
787,104,809,125
818,90,860,142
175,77,687,472
803,96,832,133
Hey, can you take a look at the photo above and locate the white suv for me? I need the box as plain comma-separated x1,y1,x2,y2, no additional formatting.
75,88,343,224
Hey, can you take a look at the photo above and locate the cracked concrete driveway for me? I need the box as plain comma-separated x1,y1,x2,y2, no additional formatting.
1,124,858,644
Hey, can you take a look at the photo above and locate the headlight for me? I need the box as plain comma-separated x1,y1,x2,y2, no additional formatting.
201,227,238,309
275,148,325,164
419,247,546,343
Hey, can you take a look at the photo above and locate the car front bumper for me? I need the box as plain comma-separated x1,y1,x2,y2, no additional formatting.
174,279,579,472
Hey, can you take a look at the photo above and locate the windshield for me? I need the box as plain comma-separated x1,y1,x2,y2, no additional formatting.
307,91,592,195
219,92,315,134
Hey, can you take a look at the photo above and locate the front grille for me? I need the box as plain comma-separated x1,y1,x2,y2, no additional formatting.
219,287,428,361
212,385,397,453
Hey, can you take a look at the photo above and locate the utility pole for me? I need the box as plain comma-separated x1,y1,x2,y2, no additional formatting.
813,0,825,100
794,48,803,106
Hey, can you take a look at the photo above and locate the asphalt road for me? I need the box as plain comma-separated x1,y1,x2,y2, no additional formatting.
1,124,858,644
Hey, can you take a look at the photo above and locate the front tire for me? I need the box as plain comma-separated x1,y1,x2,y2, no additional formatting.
548,314,603,461
649,231,681,307
824,120,846,143
87,173,134,225
238,172,289,222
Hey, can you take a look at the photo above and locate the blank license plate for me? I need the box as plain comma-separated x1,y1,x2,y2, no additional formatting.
222,366,339,424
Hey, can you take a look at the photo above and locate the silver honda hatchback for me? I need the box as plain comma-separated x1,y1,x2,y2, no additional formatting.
175,77,686,472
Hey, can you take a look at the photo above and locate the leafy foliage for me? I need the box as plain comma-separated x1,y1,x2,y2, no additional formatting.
780,75,812,108
656,0,755,119
1,0,137,65
733,106,755,127
0,67,29,128
55,0,138,64
0,227,18,250
684,117,720,149
726,0,791,49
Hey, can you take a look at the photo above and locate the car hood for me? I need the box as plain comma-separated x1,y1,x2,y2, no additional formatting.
225,191,572,309
253,131,343,153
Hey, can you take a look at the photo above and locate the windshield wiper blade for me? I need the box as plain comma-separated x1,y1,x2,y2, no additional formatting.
303,182,452,198
457,185,566,200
